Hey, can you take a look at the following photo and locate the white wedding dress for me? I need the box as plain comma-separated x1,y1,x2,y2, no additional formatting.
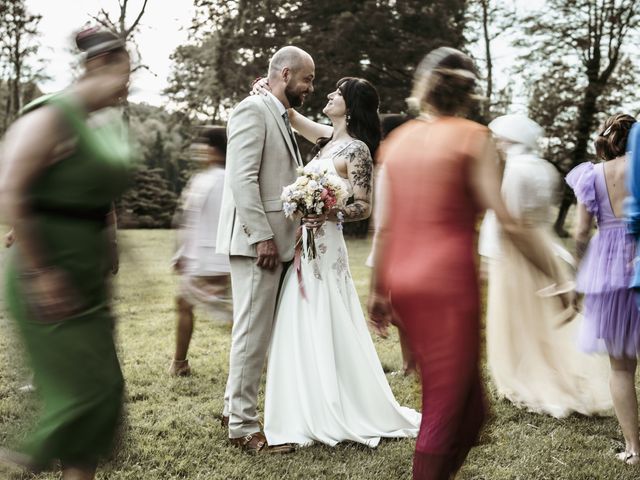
264,147,421,447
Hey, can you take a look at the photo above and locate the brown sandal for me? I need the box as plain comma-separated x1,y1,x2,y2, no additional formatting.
229,432,295,455
230,432,268,454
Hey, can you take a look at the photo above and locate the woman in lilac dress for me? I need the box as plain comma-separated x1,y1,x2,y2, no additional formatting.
566,113,640,464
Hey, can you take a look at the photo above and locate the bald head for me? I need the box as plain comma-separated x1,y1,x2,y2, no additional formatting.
267,46,315,108
268,46,314,80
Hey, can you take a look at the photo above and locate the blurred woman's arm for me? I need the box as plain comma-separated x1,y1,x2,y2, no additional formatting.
573,203,593,261
469,134,564,287
0,107,65,270
367,165,393,337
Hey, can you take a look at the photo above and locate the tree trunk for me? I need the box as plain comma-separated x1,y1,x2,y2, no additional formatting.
11,47,22,118
554,186,574,238
553,81,601,233
481,0,492,120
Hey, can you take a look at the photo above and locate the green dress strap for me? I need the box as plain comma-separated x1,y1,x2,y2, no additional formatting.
46,94,95,150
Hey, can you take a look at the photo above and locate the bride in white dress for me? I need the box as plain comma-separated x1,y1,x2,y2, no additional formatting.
263,77,421,447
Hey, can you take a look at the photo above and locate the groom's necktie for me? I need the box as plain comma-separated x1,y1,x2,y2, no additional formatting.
282,112,301,164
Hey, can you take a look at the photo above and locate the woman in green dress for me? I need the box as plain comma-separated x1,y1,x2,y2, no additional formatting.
0,28,132,480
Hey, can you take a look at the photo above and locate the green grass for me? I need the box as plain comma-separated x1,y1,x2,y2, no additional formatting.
0,229,638,479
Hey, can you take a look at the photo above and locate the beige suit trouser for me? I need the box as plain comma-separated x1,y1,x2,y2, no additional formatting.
223,255,287,438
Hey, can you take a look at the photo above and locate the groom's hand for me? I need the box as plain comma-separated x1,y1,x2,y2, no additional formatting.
256,239,280,271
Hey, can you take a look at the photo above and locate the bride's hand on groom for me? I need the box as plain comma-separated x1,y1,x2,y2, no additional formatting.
250,77,270,96
367,292,392,338
256,239,280,271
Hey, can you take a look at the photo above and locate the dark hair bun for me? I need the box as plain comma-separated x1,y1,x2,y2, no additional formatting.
594,113,636,160
75,27,125,59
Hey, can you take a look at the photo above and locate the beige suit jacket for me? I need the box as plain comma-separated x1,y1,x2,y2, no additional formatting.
216,95,302,261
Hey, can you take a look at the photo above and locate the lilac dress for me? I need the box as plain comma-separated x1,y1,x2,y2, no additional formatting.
566,161,640,358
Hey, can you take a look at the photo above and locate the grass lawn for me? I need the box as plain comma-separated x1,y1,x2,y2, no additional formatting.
0,229,638,479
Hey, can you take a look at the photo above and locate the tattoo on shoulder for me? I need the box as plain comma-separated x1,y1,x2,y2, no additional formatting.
343,142,373,194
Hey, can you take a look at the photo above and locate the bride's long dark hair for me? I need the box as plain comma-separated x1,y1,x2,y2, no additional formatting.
311,77,381,158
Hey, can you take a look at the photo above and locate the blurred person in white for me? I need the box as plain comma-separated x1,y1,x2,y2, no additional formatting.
481,114,611,418
366,113,416,377
170,126,232,376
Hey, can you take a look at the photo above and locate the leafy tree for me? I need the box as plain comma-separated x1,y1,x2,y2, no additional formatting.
516,0,639,235
119,166,179,228
129,102,192,192
166,0,469,236
90,0,150,121
167,0,468,121
0,0,42,131
118,102,193,228
465,0,517,120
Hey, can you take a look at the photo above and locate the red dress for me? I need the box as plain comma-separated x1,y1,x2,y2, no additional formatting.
379,117,489,480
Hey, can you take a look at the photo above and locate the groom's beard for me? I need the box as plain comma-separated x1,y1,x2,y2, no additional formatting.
285,85,305,108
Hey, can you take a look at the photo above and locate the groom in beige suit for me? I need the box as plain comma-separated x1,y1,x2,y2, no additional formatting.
217,46,315,453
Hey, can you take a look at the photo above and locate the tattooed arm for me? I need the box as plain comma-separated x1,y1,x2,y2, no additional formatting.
334,141,373,222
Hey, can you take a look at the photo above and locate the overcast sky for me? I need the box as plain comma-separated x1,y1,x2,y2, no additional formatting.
26,0,544,110
25,0,195,105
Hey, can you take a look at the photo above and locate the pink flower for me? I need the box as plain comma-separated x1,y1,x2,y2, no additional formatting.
324,195,337,210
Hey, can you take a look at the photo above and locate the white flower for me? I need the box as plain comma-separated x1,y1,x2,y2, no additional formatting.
283,202,297,217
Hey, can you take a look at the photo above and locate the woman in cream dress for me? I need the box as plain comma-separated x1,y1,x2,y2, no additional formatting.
481,114,611,418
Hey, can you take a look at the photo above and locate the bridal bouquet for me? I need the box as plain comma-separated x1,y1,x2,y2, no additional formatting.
281,166,348,260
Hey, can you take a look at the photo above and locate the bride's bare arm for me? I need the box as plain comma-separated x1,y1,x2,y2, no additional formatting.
250,78,332,143
288,108,333,144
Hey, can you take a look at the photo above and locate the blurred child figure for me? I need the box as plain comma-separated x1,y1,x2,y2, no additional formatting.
170,126,232,376
482,114,611,418
367,113,416,376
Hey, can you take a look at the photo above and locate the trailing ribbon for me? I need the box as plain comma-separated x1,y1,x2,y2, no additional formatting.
294,225,307,300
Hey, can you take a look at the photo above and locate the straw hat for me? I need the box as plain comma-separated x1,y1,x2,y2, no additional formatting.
488,114,544,151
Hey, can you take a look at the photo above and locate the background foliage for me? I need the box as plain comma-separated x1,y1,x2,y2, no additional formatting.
0,0,639,230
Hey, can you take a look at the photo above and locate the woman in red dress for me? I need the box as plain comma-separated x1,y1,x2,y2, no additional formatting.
368,47,571,480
